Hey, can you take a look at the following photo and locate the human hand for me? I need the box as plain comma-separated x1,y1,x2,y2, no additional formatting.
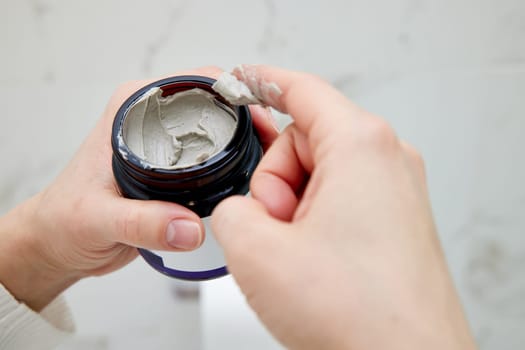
212,65,476,350
0,66,279,311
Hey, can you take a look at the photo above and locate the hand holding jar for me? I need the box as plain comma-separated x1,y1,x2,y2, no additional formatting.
0,66,279,311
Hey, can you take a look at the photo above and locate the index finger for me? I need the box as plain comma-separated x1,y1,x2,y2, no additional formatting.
232,64,363,154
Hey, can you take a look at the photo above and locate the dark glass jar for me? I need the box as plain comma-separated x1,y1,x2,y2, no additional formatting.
111,75,262,281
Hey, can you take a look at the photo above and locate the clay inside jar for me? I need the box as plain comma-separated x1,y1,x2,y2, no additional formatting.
122,88,237,169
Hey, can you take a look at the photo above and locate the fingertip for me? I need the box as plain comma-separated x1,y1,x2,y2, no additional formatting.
211,195,269,244
251,172,298,221
109,198,204,252
211,195,252,232
233,64,286,112
159,202,205,251
165,218,204,251
211,194,290,292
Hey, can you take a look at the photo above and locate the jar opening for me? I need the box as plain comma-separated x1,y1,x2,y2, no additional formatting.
120,83,238,170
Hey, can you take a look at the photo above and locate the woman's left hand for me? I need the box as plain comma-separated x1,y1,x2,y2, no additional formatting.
0,66,279,311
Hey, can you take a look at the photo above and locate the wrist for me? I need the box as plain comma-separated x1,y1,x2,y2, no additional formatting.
0,195,81,311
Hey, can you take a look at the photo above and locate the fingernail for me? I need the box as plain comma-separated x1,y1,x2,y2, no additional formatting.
166,220,201,250
232,64,283,111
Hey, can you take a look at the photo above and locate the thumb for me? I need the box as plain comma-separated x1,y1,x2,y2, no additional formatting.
101,197,204,251
211,195,290,289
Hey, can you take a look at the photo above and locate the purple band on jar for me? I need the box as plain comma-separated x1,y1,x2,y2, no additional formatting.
138,248,228,281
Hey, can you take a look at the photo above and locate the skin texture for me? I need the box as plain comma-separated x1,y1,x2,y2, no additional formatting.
0,66,279,311
211,65,477,350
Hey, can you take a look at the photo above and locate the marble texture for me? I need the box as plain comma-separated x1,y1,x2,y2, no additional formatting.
1,0,525,349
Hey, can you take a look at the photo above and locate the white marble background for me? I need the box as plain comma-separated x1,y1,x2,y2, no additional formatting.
2,0,525,349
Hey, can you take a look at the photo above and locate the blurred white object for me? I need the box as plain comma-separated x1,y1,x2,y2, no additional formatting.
201,276,283,350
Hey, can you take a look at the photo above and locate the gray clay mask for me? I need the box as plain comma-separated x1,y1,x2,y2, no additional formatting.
122,88,237,169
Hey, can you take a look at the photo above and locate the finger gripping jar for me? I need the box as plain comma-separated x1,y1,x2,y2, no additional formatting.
111,75,262,281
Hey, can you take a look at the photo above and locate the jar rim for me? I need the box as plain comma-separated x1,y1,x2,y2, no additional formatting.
111,75,251,175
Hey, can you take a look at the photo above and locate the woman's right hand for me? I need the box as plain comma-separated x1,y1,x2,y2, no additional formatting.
212,65,476,350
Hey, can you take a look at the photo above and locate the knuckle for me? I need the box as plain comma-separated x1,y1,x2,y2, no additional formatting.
358,116,399,151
